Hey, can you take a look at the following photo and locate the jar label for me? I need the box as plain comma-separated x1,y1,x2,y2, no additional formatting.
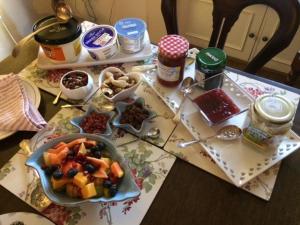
41,45,65,61
157,61,181,82
120,37,142,52
243,124,272,145
83,26,115,48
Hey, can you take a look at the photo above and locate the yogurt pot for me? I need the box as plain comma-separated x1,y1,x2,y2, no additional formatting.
81,25,118,60
114,18,146,53
243,94,296,149
33,15,82,64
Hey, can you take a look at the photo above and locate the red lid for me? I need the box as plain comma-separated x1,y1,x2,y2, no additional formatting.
158,35,189,59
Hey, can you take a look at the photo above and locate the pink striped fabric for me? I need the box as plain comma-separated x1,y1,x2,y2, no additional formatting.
0,73,47,131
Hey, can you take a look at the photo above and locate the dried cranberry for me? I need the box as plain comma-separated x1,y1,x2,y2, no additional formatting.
79,112,109,134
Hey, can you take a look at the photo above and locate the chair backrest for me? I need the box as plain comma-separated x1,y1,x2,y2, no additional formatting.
161,0,300,74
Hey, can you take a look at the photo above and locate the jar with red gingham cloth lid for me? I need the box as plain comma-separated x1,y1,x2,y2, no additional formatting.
157,35,189,87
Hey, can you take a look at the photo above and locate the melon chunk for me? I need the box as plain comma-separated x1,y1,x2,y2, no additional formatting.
73,172,88,188
43,152,63,166
78,142,87,155
51,177,71,190
102,157,112,166
43,152,52,166
81,183,97,199
66,138,87,148
66,183,81,198
93,168,108,179
48,143,68,154
62,161,82,175
111,162,124,178
84,140,97,148
87,157,109,170
44,147,69,165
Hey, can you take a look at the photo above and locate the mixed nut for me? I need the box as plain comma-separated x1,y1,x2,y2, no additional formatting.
100,70,138,97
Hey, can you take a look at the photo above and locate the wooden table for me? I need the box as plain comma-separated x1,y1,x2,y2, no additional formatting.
0,68,300,225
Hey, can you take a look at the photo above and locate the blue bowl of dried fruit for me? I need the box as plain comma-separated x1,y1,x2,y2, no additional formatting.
25,133,141,207
70,105,115,137
112,97,156,135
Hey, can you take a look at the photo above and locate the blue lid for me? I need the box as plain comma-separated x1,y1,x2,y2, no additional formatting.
82,25,116,49
115,18,146,39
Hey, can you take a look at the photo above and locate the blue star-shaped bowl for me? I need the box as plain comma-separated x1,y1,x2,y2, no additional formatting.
26,133,141,206
112,97,157,135
70,105,115,137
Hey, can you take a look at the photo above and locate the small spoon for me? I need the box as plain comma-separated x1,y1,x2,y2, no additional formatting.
142,127,160,139
12,3,72,57
61,103,115,111
177,125,242,148
173,77,194,122
55,2,73,22
118,127,161,147
52,91,62,105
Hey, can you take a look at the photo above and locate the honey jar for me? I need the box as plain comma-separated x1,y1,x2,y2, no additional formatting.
157,35,189,87
243,94,295,148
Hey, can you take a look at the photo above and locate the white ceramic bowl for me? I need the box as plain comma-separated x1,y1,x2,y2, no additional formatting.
99,67,142,102
60,70,94,100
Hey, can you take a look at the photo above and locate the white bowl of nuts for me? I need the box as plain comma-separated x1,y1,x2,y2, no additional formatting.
99,67,142,102
60,70,94,100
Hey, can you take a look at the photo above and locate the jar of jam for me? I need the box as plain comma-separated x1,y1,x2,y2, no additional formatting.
157,35,189,87
195,47,227,90
243,94,295,148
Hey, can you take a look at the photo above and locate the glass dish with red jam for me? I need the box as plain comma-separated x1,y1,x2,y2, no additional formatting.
112,97,157,135
192,88,240,126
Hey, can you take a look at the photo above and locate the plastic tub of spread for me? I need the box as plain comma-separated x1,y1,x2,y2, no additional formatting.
114,18,146,53
81,25,118,60
33,15,82,64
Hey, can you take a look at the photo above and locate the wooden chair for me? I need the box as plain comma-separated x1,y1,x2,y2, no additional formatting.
288,51,300,85
161,0,300,74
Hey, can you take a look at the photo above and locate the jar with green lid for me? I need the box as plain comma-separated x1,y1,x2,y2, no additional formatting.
195,47,227,90
243,94,295,148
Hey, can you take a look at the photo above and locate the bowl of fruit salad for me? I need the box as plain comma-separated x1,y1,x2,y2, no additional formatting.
112,97,157,135
25,133,140,206
70,105,115,137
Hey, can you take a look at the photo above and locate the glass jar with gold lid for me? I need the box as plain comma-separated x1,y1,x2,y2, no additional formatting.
243,94,295,147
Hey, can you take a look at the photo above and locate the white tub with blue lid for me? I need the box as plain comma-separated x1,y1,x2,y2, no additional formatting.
115,18,146,53
81,25,118,60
